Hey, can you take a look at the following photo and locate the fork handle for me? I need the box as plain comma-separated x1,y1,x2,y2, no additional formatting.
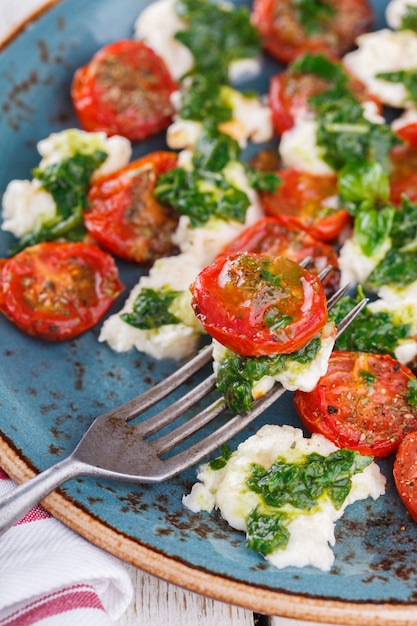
0,455,94,535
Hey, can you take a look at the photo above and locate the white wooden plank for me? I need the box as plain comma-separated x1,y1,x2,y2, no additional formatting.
117,564,255,626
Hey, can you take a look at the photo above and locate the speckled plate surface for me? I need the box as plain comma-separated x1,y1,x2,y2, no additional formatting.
0,0,416,623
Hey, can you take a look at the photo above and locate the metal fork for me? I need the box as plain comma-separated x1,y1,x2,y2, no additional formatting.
0,275,366,535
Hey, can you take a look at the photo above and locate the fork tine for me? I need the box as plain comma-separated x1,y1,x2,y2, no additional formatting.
157,384,288,478
335,296,368,338
135,373,216,437
99,343,213,425
133,280,349,436
157,297,369,478
150,292,366,463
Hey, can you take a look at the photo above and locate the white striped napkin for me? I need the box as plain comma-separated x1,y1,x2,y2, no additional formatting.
0,468,133,625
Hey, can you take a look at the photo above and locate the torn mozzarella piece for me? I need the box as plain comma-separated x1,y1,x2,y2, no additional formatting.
385,0,417,29
344,29,417,108
279,116,334,175
99,253,204,360
183,424,386,571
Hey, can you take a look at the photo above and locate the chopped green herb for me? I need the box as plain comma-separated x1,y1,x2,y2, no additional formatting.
154,129,250,227
175,0,260,81
313,96,400,171
407,378,417,407
289,57,402,171
330,287,411,356
366,197,417,288
120,287,182,330
377,68,417,105
154,166,249,227
245,449,372,555
192,127,241,172
245,167,281,193
360,369,376,387
294,0,335,35
400,5,417,31
179,74,233,123
209,444,233,470
246,508,290,555
10,150,107,254
216,338,322,413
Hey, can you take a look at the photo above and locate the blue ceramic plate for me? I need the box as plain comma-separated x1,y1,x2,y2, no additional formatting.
0,1,415,623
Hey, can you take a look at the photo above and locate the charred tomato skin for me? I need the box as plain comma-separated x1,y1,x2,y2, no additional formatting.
71,39,178,141
190,252,328,357
0,241,124,341
252,0,374,64
294,351,417,458
394,432,417,522
85,151,179,264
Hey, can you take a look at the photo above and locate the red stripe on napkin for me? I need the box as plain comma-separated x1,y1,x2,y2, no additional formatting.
0,468,50,524
0,584,104,626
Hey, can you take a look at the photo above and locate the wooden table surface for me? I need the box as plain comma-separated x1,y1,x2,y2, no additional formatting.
0,3,344,625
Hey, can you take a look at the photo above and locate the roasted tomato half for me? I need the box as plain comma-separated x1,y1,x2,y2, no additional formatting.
71,40,178,141
294,351,417,458
85,151,179,264
259,168,351,242
190,252,328,356
251,0,374,64
218,216,340,296
0,241,124,341
394,432,417,522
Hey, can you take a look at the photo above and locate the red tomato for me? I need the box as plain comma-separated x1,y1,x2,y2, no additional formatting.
251,0,373,64
85,151,179,264
293,351,417,458
389,142,417,206
71,40,178,141
190,253,328,357
0,242,124,341
259,168,351,242
394,432,417,522
394,122,417,149
269,59,381,136
218,216,340,296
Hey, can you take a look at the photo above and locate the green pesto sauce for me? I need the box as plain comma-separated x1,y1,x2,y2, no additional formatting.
400,5,417,31
246,449,372,555
154,128,249,227
120,287,183,330
294,0,335,35
174,0,260,81
366,197,417,288
407,378,417,407
291,53,400,171
10,150,107,255
377,68,417,105
330,287,411,356
216,337,322,413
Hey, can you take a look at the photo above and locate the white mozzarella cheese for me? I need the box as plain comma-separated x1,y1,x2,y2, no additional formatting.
1,179,56,238
279,116,335,175
99,253,204,360
343,29,417,108
167,87,272,150
338,236,392,288
133,0,194,80
2,129,131,238
385,0,417,29
183,424,386,571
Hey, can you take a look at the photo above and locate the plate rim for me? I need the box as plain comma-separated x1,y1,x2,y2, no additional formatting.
1,432,416,624
0,1,416,623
